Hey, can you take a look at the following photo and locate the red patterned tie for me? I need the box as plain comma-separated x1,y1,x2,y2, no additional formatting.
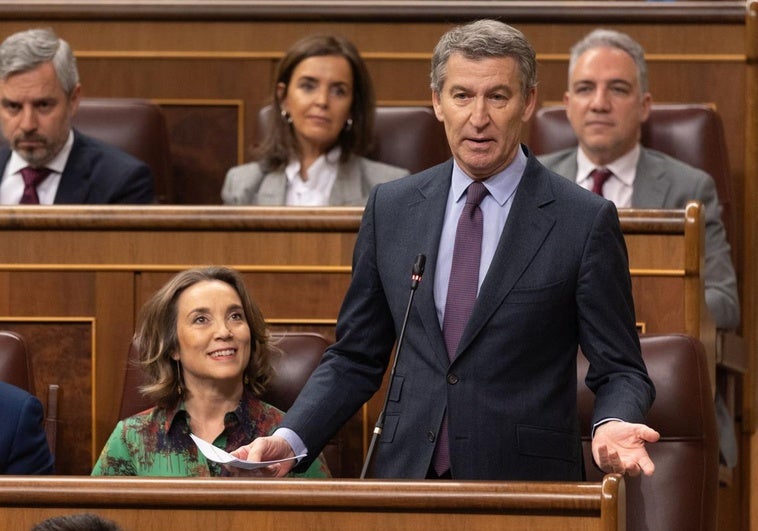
433,180,489,476
19,166,52,204
589,168,613,197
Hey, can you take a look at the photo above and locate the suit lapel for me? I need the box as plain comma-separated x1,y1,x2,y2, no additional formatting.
408,161,456,367
552,152,578,183
329,157,364,206
255,171,288,205
0,148,11,182
631,148,669,208
455,156,557,358
54,132,91,203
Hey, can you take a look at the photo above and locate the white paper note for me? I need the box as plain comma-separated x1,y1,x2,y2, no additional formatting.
190,433,305,470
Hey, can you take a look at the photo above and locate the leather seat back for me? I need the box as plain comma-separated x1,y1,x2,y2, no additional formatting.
577,334,718,531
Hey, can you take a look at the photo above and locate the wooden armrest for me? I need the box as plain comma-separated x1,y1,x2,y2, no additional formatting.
44,384,60,457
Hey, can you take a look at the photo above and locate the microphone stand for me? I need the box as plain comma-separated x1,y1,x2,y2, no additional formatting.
360,254,426,479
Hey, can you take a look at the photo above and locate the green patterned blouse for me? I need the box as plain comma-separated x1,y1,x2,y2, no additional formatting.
91,389,330,478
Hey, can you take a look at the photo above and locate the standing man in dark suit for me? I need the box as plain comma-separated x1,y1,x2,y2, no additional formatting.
0,381,54,474
538,29,739,331
233,19,658,481
0,28,153,204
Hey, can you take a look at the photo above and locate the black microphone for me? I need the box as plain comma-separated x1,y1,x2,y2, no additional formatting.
360,253,426,479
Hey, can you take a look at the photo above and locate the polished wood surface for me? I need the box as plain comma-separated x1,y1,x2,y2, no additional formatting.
0,1,743,21
0,474,625,531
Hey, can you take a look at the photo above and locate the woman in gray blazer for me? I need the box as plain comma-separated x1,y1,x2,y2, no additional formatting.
222,34,408,206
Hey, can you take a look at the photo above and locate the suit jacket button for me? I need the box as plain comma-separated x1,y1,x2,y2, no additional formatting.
427,431,436,442
447,373,459,385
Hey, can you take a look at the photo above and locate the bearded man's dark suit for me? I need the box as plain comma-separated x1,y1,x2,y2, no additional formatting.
0,381,54,474
282,146,654,480
0,130,154,204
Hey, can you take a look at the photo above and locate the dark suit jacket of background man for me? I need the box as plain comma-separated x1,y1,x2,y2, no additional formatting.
281,146,655,480
0,381,54,474
0,129,154,204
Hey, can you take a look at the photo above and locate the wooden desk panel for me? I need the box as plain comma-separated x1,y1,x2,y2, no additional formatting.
0,475,625,531
619,203,715,379
0,205,707,477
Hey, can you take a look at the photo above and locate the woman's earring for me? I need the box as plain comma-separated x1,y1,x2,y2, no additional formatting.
345,117,353,131
281,109,293,124
243,374,250,386
175,360,183,396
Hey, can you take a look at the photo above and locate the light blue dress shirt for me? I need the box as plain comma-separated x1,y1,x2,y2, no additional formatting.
433,147,526,327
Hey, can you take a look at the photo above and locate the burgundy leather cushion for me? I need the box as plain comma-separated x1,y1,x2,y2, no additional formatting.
577,334,718,531
0,330,33,394
73,98,173,203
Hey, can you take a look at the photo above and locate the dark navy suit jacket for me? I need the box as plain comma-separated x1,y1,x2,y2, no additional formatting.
0,381,54,474
0,129,154,204
283,146,654,480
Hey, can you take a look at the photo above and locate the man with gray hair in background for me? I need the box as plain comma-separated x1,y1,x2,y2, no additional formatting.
0,28,153,204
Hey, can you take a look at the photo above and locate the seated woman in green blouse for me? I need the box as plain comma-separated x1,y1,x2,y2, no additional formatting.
92,266,330,478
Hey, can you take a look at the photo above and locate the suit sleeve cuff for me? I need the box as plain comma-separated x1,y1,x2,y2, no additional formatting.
591,418,622,438
273,427,308,463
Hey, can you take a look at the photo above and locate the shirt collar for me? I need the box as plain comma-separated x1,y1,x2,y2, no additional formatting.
451,145,527,206
576,143,640,188
284,145,341,184
163,399,188,434
162,388,255,438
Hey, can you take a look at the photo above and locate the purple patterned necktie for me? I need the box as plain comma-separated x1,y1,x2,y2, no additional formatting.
589,167,613,197
19,166,52,204
433,180,489,476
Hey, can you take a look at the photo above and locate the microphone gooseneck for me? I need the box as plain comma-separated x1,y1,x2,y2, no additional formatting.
360,253,426,479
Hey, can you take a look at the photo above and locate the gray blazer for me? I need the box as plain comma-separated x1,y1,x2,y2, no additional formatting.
283,148,654,480
221,155,409,206
539,146,740,329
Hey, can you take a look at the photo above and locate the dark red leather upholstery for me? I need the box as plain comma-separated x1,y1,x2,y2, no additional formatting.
367,106,450,173
0,330,34,393
73,98,173,203
578,334,718,531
